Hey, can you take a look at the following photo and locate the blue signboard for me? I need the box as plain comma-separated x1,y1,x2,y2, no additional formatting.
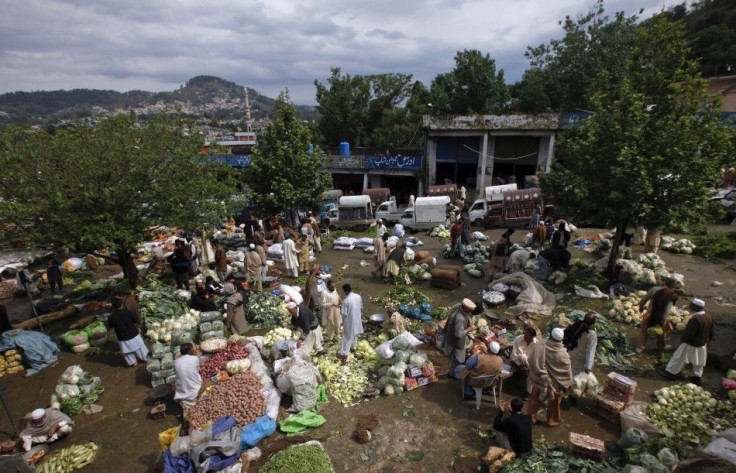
209,154,251,167
364,155,422,170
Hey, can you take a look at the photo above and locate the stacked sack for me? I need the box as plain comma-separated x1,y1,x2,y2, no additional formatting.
51,365,105,416
0,349,24,377
147,343,176,388
61,330,92,354
198,311,225,341
430,265,462,290
375,335,436,395
84,322,108,347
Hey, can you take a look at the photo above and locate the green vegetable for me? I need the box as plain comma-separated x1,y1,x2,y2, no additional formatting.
500,445,619,473
245,293,289,328
261,443,332,473
727,369,736,381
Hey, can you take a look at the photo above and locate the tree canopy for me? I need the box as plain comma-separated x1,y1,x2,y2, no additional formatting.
540,16,733,276
521,0,640,112
0,112,234,286
428,49,509,114
244,92,332,216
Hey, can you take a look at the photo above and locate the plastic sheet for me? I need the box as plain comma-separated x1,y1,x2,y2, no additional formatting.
492,273,556,317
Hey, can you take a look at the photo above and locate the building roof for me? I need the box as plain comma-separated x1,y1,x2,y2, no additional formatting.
423,113,589,132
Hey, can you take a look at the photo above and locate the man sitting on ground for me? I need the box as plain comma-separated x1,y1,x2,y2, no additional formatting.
493,398,532,455
21,408,74,452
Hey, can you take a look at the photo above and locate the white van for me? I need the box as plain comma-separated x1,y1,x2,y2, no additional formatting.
468,184,518,226
399,196,450,232
336,195,373,230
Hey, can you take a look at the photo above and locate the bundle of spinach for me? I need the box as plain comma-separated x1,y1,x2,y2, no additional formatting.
500,445,619,473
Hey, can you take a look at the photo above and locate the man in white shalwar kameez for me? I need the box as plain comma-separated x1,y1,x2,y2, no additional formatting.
321,280,341,342
662,299,713,385
282,234,299,278
339,284,363,358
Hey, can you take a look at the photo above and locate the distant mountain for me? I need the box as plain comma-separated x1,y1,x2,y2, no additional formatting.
0,75,317,127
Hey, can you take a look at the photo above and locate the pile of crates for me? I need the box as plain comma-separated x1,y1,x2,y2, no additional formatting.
593,371,637,423
570,432,606,461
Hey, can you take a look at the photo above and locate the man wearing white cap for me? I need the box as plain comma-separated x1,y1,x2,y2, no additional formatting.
442,299,476,378
375,219,387,239
526,327,573,427
20,408,74,452
245,244,263,292
661,298,713,385
287,301,324,354
458,341,503,397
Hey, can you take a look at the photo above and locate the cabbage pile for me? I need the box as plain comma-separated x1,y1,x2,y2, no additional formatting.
463,263,485,278
661,236,696,254
245,293,289,328
314,345,373,406
51,365,104,416
145,309,200,343
609,292,646,325
461,242,492,265
406,263,433,281
375,336,427,396
429,225,451,238
649,384,719,443
138,281,191,320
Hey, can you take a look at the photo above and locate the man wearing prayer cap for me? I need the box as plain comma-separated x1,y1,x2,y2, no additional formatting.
458,339,503,398
287,299,324,354
20,408,74,452
661,298,713,385
245,243,263,293
442,298,476,379
526,327,573,427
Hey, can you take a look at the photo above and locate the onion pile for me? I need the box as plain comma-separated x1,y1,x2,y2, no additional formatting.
187,371,266,427
199,343,250,379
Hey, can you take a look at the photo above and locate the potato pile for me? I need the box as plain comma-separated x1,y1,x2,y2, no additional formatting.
187,371,265,427
608,291,646,326
199,343,250,379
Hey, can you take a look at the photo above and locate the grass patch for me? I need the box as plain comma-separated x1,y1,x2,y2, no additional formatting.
688,232,736,259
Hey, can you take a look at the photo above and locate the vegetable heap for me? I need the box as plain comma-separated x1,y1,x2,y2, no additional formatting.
225,358,251,375
661,236,696,254
187,371,266,427
499,445,619,473
145,310,200,343
263,327,297,347
261,442,332,473
608,292,646,325
138,280,191,320
375,336,428,396
374,285,430,309
199,343,250,379
39,442,98,473
52,365,105,416
314,345,372,407
648,383,734,445
245,293,289,328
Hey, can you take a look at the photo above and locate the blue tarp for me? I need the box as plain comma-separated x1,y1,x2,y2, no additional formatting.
0,329,59,375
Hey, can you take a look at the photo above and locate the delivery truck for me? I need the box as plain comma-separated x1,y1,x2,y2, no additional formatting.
335,195,373,230
467,183,518,226
483,188,553,228
374,199,407,224
399,196,451,233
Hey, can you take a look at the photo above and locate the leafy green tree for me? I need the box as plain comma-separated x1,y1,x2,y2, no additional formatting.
515,68,551,113
0,112,233,287
244,92,332,217
314,68,370,147
429,49,509,114
525,0,640,112
541,17,733,276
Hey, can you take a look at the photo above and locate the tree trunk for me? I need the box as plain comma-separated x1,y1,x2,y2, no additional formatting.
117,249,140,288
605,221,628,279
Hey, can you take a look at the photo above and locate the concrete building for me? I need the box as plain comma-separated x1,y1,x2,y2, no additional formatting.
422,114,585,197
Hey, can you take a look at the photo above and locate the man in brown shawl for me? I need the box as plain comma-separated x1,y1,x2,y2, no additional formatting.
223,282,248,335
526,327,573,427
245,244,263,293
637,278,678,353
372,233,388,278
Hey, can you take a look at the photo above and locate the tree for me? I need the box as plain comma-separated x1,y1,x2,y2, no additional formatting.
314,68,370,147
429,49,509,114
540,17,733,277
0,112,234,287
515,68,550,113
524,0,640,112
244,92,332,217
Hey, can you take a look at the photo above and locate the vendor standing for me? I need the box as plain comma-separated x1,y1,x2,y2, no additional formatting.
489,229,514,276
372,233,388,278
296,234,312,274
637,278,678,353
339,284,363,359
287,302,324,354
511,326,539,398
320,279,341,342
526,328,572,427
662,298,713,386
21,408,74,452
442,299,476,379
245,244,263,293
173,343,202,419
107,296,149,367
564,312,598,375
223,283,248,335
282,233,300,279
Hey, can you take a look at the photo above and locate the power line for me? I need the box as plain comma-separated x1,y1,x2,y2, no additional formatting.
462,144,538,161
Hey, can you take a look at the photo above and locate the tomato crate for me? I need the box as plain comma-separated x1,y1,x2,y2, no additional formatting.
570,432,606,461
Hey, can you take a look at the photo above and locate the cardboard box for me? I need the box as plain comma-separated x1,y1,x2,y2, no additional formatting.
422,362,436,378
404,378,419,391
594,392,627,423
417,376,430,387
604,372,637,404
570,432,606,461
406,365,423,378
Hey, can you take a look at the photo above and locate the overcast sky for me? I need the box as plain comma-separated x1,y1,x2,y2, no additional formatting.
1,0,680,105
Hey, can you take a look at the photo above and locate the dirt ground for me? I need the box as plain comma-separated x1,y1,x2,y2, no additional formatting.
0,225,733,472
